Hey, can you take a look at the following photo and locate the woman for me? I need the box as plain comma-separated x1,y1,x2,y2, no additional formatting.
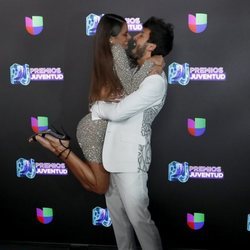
29,14,162,194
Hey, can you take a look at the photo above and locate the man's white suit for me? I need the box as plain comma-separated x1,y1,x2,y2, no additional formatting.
91,73,167,250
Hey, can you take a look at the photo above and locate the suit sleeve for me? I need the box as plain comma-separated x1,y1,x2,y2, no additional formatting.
91,74,166,122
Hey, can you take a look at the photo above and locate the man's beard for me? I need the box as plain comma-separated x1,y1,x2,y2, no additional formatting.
125,39,147,68
125,39,137,67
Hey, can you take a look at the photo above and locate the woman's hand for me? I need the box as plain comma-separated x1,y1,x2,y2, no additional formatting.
149,65,164,75
148,55,165,67
147,55,165,75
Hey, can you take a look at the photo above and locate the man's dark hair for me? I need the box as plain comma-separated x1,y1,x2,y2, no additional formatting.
143,16,174,57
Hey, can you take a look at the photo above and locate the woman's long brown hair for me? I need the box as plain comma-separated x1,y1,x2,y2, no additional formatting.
89,14,126,104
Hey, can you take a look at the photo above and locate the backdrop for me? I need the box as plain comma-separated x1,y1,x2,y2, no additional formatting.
1,0,250,249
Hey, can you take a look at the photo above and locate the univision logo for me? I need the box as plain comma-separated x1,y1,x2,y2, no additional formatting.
25,16,43,35
188,13,207,33
187,118,206,136
31,116,48,133
36,207,53,224
187,212,205,230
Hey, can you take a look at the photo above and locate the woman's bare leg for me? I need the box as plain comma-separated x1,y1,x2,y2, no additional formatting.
31,134,110,194
64,151,110,194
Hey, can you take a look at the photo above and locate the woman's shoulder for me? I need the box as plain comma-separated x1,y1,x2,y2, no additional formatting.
111,43,124,51
111,44,127,58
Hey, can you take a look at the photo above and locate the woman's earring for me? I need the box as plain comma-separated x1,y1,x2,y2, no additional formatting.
110,39,113,44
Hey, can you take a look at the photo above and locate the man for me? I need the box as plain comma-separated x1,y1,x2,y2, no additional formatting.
91,17,174,250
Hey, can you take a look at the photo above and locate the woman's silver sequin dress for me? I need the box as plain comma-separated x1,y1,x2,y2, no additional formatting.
76,44,153,163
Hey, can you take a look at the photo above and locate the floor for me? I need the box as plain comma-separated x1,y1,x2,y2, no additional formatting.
0,242,208,250
0,243,116,250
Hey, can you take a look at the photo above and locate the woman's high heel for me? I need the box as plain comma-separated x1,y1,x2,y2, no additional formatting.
28,126,71,159
29,126,71,142
46,126,71,140
57,139,71,159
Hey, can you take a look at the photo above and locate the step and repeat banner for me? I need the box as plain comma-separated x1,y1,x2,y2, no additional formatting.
1,0,250,249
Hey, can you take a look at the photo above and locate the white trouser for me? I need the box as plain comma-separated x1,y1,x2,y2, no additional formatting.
105,172,163,250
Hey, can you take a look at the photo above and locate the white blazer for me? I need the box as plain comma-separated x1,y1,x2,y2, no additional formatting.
91,73,167,173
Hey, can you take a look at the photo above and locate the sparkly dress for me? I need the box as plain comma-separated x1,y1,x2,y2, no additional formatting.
76,44,153,163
